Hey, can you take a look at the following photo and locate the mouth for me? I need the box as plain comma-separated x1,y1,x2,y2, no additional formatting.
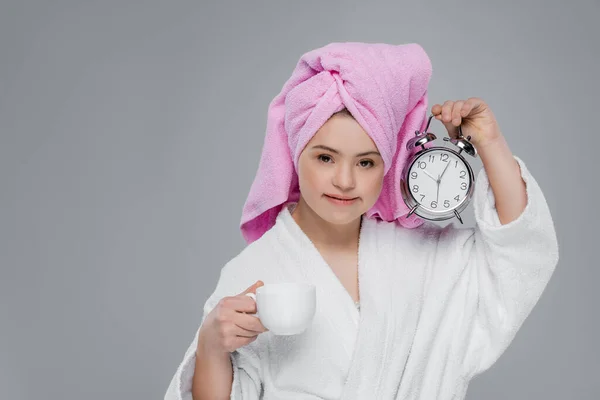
324,194,359,205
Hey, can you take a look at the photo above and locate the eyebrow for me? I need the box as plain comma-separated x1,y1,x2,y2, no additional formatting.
311,145,381,158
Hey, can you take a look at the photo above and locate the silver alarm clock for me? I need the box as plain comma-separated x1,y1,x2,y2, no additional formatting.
400,114,478,224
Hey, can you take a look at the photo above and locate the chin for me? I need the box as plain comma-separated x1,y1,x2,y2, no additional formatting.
323,213,361,226
316,201,365,226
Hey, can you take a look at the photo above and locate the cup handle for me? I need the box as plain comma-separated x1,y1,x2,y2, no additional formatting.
244,292,260,318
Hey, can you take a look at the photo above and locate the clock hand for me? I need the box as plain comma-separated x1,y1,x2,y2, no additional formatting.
422,170,437,182
436,173,440,204
439,161,451,181
435,162,450,206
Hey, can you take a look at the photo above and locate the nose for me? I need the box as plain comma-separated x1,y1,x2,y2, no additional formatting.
332,163,356,191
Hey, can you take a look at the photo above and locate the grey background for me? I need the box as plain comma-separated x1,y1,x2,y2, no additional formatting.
1,1,597,399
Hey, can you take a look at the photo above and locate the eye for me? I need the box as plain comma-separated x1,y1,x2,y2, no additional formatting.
359,159,375,168
318,154,333,163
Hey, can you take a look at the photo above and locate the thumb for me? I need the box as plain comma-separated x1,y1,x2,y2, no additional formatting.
241,280,264,295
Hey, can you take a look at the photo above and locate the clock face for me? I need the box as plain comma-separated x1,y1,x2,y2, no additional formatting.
407,149,472,212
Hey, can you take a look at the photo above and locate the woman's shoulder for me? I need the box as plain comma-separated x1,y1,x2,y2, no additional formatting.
218,227,283,285
366,217,479,257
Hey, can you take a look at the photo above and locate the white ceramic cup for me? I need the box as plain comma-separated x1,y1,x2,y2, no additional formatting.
245,282,316,335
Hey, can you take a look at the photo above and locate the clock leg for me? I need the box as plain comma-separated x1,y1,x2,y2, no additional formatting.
407,204,418,217
454,210,463,224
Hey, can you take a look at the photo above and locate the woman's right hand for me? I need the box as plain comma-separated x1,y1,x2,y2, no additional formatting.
198,280,269,354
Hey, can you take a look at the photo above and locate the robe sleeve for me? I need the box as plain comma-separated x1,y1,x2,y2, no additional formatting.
443,155,559,379
164,265,263,400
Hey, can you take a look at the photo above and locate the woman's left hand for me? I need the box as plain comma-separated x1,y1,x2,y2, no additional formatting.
431,97,503,149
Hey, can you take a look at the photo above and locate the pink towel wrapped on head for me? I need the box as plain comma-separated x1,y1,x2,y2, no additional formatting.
240,42,433,244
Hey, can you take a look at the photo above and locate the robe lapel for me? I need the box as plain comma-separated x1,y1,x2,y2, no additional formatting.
275,205,361,361
340,218,426,400
274,205,426,399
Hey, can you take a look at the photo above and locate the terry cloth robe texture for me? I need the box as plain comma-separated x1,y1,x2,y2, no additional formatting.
164,155,559,400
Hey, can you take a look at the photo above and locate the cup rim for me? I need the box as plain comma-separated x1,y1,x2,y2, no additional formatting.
256,282,315,294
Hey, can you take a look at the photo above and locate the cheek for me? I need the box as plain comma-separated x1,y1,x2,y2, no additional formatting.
364,171,384,199
298,162,325,194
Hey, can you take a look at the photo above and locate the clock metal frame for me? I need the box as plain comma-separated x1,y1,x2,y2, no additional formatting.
400,147,475,223
400,114,478,224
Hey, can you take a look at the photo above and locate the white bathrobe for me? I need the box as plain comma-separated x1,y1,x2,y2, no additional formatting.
164,156,559,400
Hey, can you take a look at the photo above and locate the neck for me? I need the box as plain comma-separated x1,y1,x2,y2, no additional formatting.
290,196,362,251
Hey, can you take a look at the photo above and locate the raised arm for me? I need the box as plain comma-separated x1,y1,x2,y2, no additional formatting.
431,98,559,377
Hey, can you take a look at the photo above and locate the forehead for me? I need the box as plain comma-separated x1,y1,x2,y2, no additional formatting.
310,113,378,150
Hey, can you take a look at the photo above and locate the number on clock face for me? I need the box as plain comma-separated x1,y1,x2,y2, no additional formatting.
408,149,470,211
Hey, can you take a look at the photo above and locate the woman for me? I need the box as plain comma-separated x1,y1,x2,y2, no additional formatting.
165,42,559,399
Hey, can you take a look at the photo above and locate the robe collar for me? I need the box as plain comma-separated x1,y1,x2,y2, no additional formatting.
275,203,425,399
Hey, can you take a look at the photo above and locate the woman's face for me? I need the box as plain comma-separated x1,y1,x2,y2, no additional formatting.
296,112,385,225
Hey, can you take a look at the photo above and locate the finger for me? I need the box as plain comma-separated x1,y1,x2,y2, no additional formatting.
241,280,264,296
431,102,451,121
438,100,459,138
235,313,269,334
217,317,261,343
232,322,262,338
462,97,484,116
451,100,465,126
221,295,257,314
441,100,454,124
